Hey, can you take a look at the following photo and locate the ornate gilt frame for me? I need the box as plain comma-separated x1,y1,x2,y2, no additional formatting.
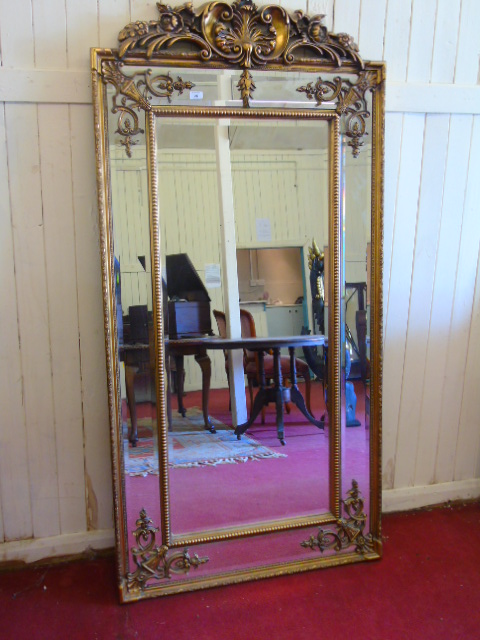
92,0,384,602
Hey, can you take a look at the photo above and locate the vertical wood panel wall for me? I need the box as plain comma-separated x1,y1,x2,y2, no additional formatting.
0,0,479,560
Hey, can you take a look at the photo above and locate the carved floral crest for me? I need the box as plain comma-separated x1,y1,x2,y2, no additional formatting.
117,0,364,69
100,1,377,154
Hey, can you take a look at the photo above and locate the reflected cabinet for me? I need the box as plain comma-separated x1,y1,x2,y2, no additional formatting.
92,0,384,602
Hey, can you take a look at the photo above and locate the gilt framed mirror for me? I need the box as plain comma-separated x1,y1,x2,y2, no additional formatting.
92,0,384,602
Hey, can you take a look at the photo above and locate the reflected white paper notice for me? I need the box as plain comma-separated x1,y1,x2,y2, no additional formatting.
256,218,272,242
205,263,221,288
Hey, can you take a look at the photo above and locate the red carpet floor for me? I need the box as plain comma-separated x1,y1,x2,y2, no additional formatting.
1,502,479,639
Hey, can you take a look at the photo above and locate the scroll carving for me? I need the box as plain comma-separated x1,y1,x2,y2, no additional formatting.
127,509,209,591
301,480,375,554
297,71,376,157
101,61,195,156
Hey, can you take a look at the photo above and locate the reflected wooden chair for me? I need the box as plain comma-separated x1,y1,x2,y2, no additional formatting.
213,308,312,423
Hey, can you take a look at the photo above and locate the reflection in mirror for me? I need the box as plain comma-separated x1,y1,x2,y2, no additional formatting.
108,120,163,561
341,128,372,509
154,117,331,536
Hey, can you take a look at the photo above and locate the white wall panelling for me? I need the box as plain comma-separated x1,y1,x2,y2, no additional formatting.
0,104,32,542
0,0,480,558
414,115,473,487
393,114,450,489
7,103,60,539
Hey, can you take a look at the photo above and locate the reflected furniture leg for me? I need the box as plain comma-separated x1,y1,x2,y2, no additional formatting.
288,347,324,430
235,346,324,444
235,349,290,445
274,349,285,445
173,348,214,432
174,355,186,417
166,357,172,431
235,351,269,439
195,349,216,433
125,365,139,447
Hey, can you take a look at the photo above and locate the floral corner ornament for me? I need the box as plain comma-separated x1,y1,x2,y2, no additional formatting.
115,1,365,109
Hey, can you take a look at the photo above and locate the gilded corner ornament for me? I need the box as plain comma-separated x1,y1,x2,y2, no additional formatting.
297,71,377,157
301,480,375,554
127,509,209,591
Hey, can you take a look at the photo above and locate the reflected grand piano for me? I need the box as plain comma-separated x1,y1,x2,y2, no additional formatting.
166,253,215,432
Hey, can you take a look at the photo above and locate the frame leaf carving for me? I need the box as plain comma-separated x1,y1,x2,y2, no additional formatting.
127,509,209,592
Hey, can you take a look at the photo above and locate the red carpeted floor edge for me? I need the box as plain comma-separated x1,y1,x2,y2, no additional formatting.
0,502,479,639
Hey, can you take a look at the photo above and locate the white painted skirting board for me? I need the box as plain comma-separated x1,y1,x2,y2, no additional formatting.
1,69,479,116
382,478,480,513
1,481,479,564
0,529,114,565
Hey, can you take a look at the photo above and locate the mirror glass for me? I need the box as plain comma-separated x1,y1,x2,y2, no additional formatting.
93,2,383,599
341,129,372,515
108,101,163,560
156,116,331,536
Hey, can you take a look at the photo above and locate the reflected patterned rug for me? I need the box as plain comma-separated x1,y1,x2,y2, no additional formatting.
124,407,286,476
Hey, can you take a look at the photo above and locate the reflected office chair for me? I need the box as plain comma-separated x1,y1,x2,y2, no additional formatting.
213,309,312,423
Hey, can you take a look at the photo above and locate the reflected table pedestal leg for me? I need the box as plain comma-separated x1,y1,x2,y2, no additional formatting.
287,347,324,430
235,347,324,445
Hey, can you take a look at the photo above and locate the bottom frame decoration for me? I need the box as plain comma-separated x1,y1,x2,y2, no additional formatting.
301,480,375,554
127,509,209,591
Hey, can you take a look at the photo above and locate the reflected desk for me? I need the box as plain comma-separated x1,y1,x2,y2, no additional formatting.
167,335,325,444
120,340,214,446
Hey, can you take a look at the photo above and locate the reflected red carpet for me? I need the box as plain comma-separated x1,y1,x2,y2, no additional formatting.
1,503,479,639
125,382,369,546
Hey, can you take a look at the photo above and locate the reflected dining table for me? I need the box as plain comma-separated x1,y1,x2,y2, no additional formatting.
167,334,326,444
